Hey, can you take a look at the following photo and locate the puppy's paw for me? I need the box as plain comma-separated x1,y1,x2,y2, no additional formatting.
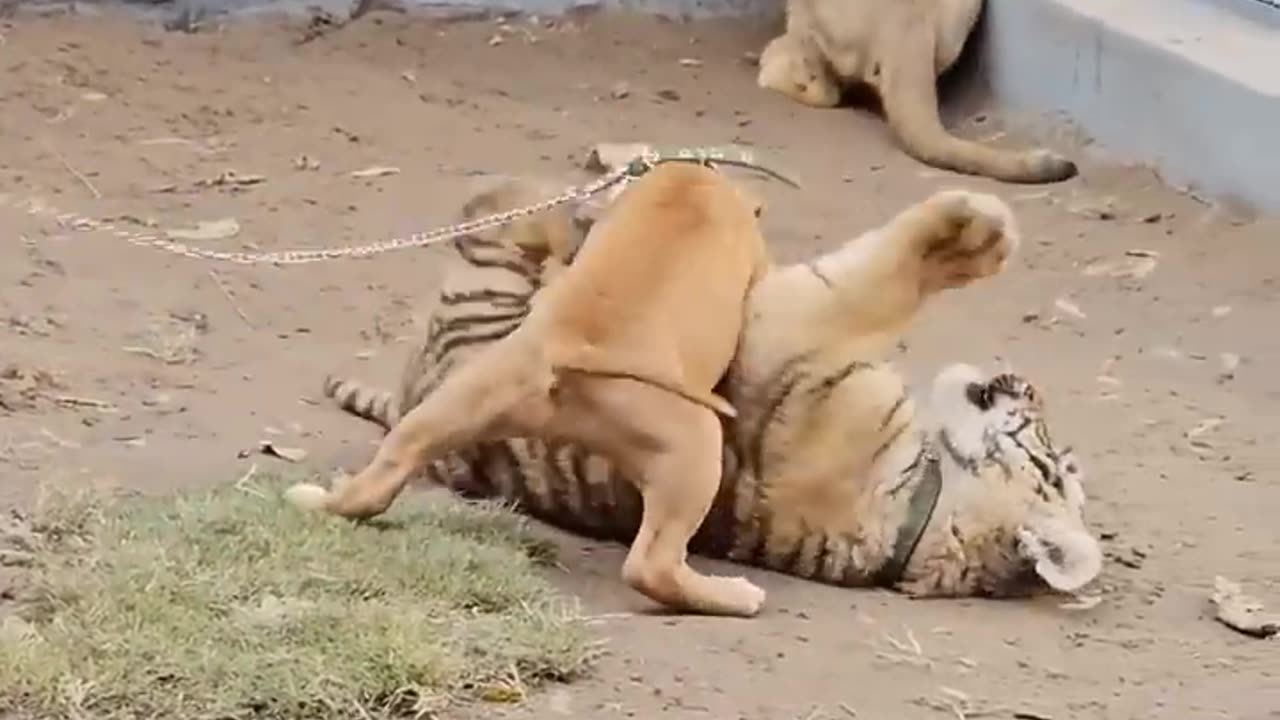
283,482,333,512
719,576,768,618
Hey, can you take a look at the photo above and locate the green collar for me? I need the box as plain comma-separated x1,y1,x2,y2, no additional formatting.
875,450,943,587
625,146,802,189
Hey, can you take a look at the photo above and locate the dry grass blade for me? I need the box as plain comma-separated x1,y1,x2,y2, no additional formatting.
350,166,401,179
0,475,591,719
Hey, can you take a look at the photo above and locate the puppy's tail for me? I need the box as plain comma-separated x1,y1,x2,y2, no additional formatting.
555,362,736,418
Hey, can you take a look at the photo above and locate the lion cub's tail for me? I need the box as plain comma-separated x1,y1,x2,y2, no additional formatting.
322,374,400,430
879,34,1077,184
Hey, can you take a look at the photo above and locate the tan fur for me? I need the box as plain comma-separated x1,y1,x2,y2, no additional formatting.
291,163,772,617
756,0,1078,184
319,170,1103,603
723,190,1100,594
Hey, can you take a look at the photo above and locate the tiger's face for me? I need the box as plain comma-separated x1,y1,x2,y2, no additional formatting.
914,364,1102,597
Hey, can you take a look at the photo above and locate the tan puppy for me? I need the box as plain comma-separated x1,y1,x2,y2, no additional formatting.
288,162,772,617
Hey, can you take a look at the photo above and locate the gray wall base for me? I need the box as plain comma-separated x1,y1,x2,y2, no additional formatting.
979,0,1280,211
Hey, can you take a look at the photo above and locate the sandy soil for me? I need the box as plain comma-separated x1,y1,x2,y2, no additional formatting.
1,6,1278,719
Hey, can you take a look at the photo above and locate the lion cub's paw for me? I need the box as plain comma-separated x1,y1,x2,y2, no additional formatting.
920,190,1020,291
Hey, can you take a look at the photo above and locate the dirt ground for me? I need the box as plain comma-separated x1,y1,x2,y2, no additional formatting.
1,5,1278,719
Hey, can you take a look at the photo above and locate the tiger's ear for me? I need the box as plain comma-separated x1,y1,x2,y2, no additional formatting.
1017,515,1102,592
583,142,654,174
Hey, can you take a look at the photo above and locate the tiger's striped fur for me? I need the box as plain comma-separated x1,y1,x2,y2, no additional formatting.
323,174,587,431
325,182,1103,598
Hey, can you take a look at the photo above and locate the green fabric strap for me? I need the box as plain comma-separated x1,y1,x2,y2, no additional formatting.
875,453,943,587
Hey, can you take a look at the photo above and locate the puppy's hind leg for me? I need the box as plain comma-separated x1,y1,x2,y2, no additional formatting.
287,337,553,520
620,401,767,617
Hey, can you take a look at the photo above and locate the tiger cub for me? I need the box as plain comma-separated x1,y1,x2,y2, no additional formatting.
324,176,1103,598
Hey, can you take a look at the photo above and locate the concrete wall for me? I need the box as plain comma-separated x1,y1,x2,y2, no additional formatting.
977,0,1280,211
1198,0,1280,28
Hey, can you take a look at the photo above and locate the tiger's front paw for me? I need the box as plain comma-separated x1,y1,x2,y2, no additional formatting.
919,190,1020,292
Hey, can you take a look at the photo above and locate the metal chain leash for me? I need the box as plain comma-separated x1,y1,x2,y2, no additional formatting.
33,145,794,268
97,160,643,267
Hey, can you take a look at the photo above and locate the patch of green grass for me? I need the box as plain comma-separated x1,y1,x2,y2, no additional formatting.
0,476,593,719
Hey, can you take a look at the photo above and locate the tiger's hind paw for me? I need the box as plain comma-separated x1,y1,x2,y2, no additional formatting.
918,190,1020,292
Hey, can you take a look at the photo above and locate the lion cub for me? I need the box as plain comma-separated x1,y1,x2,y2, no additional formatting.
757,0,1077,184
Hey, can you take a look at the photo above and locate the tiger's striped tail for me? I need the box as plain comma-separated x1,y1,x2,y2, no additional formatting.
322,374,400,430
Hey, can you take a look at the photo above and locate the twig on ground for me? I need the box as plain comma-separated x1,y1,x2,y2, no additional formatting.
581,612,636,625
233,464,264,498
208,269,254,328
45,141,101,199
122,346,166,361
875,650,932,668
38,428,80,449
882,625,927,659
52,395,115,411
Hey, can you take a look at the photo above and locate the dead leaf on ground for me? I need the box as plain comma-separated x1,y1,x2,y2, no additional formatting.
349,166,401,179
1210,576,1278,639
1082,250,1159,279
166,218,240,242
258,441,308,463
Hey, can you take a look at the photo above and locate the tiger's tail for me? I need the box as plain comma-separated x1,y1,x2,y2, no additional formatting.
322,374,400,430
